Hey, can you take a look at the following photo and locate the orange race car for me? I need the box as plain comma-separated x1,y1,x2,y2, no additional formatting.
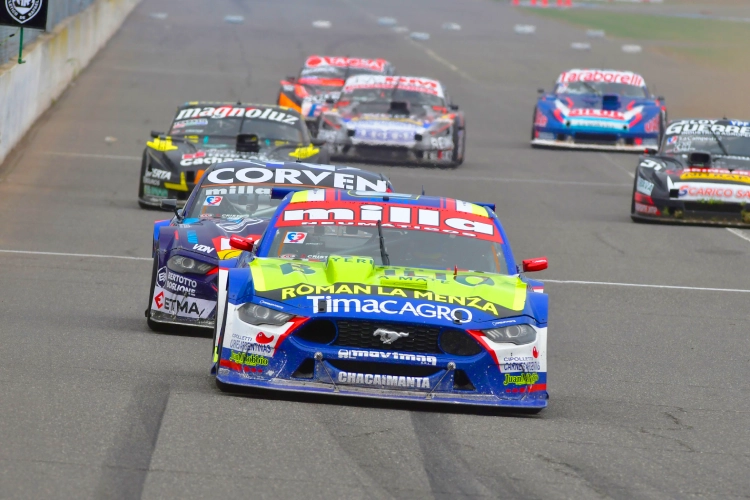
278,55,395,136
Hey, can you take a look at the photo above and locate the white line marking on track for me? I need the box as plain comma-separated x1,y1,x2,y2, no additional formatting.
39,152,141,161
544,279,750,293
0,249,151,261
600,153,636,178
726,228,750,243
405,37,476,83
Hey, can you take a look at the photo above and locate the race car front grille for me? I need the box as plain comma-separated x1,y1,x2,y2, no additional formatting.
354,146,412,161
683,202,744,214
574,133,618,145
334,320,442,353
328,360,441,377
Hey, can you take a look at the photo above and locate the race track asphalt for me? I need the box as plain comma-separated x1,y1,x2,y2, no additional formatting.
1,0,749,498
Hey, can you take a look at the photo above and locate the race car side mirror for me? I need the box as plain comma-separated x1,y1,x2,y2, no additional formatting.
159,199,183,219
450,104,459,111
150,130,163,138
522,257,548,273
229,235,255,252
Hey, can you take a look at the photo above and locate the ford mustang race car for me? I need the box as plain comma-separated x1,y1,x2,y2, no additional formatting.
317,75,466,166
138,102,329,208
146,161,392,331
532,69,666,151
631,119,750,225
212,190,549,410
277,55,395,135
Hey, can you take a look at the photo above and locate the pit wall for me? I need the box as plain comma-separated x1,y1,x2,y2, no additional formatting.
0,0,141,165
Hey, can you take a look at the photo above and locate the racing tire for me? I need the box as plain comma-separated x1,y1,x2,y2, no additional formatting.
145,254,167,332
451,121,466,167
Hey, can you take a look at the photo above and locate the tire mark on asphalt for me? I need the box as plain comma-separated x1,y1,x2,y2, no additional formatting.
410,412,522,499
94,382,169,500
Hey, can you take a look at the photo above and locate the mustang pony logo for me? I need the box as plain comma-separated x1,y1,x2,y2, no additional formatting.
5,0,43,23
373,328,408,344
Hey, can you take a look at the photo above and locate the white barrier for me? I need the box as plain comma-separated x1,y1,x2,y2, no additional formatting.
0,0,141,165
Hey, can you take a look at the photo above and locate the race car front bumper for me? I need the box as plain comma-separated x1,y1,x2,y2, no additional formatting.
215,310,548,410
328,143,455,165
632,198,750,227
532,130,659,152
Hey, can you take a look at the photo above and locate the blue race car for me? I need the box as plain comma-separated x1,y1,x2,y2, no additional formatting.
147,161,392,331
212,189,549,411
531,69,666,151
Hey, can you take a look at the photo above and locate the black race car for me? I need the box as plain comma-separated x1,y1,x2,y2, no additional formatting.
631,118,750,226
138,102,329,208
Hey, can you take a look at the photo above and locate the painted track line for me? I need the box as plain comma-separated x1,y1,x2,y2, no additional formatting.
600,153,636,179
726,228,750,244
544,279,750,293
39,152,141,161
0,249,151,261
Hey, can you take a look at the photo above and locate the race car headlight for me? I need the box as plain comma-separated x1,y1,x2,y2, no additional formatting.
427,120,452,136
238,303,293,326
167,255,215,274
481,324,536,345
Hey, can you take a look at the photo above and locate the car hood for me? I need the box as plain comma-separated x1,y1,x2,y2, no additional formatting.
246,256,544,326
148,136,321,170
165,217,270,261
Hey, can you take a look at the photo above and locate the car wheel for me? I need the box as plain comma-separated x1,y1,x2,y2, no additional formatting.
146,254,166,332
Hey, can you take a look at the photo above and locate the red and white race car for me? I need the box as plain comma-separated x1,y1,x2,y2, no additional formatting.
277,55,395,135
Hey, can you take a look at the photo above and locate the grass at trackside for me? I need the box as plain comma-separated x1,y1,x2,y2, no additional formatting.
522,8,750,69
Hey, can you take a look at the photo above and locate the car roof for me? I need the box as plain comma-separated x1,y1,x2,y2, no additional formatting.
556,69,646,87
177,102,300,114
285,190,492,216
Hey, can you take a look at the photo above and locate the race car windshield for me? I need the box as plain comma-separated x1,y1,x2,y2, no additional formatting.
301,67,386,79
556,82,647,98
341,88,445,107
188,185,282,219
169,117,305,143
662,134,750,157
267,225,508,274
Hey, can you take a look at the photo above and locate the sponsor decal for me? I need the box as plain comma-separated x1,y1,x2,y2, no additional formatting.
144,185,169,197
284,231,308,244
204,196,223,206
502,361,541,372
228,351,269,367
534,109,548,128
635,203,660,215
152,286,214,319
568,119,627,130
272,282,504,315
533,346,539,359
279,202,497,241
568,109,625,120
503,373,540,386
215,218,265,233
228,334,274,354
644,115,661,134
204,166,387,192
557,70,645,87
680,171,750,185
342,75,444,97
336,371,431,389
211,237,243,260
338,349,437,366
146,168,172,181
677,183,750,201
142,176,162,187
666,120,750,137
156,267,198,296
305,55,386,73
306,295,473,323
187,231,198,244
502,356,535,363
255,332,274,344
192,244,214,254
175,106,299,124
637,177,655,195
354,127,414,143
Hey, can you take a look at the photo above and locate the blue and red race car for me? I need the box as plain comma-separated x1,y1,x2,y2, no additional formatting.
146,161,391,331
213,189,549,411
531,69,666,151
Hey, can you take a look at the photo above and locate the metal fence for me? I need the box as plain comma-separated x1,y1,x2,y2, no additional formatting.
0,0,96,65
